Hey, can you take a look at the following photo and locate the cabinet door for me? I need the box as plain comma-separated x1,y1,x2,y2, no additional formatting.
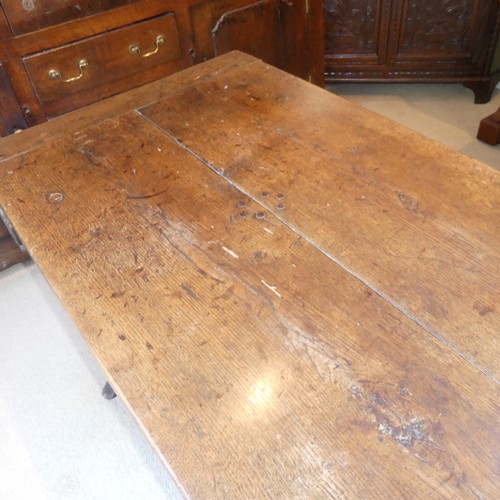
324,0,392,78
387,0,499,73
189,0,324,85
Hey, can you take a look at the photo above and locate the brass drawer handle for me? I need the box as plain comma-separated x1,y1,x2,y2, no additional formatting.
48,59,89,83
129,35,165,58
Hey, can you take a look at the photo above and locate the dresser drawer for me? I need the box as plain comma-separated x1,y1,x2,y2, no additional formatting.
1,0,140,36
23,12,184,117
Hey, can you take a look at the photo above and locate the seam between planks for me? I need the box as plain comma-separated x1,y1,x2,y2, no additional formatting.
136,109,499,386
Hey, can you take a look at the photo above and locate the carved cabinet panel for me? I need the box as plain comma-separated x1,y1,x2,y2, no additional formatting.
395,0,476,55
325,0,500,103
388,0,498,68
325,0,387,59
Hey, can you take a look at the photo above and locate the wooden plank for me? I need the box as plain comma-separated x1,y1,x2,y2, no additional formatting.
0,51,257,272
139,62,500,382
0,110,498,498
0,51,258,161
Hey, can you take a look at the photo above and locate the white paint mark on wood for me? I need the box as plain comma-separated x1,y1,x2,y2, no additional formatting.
261,280,281,298
222,246,239,259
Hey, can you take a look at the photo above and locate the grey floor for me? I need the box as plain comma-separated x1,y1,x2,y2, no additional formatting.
1,83,499,500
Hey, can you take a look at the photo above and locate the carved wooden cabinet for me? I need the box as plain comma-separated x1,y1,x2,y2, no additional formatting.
324,0,500,103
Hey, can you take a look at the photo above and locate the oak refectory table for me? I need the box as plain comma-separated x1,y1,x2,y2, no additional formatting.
0,52,498,498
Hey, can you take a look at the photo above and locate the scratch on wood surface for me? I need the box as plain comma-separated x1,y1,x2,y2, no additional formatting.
211,1,263,38
397,191,423,215
222,246,239,259
261,280,281,298
263,227,274,235
285,327,346,383
77,146,104,167
126,187,168,200
349,382,459,476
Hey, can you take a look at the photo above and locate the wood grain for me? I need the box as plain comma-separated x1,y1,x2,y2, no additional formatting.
139,62,500,381
0,53,498,497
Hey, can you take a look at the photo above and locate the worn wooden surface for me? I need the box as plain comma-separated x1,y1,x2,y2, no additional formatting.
0,52,257,271
0,52,258,161
140,65,500,382
0,52,498,498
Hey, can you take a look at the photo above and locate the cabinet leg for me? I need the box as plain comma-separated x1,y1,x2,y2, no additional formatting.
102,381,117,400
477,106,500,145
463,79,499,104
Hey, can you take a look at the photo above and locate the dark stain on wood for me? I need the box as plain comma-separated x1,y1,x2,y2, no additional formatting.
473,301,495,317
181,283,198,300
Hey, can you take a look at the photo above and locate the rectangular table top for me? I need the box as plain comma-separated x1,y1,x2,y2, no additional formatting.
0,52,499,498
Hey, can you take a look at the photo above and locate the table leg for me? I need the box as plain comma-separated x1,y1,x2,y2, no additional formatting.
102,381,117,400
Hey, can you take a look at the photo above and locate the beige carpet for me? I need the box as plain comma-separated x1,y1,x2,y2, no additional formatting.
1,82,498,500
